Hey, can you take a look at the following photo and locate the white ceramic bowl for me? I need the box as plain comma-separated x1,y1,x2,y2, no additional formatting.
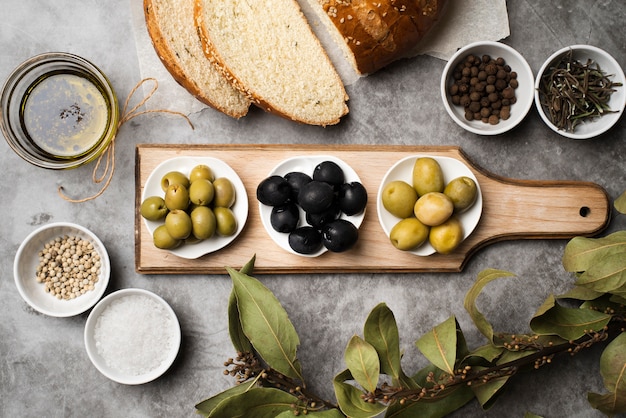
84,288,181,385
13,222,110,317
141,156,249,259
259,155,366,257
441,41,534,135
377,155,482,256
534,45,626,139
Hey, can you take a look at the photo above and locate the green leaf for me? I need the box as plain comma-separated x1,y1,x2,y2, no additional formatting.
523,413,544,418
557,285,605,301
276,410,345,418
464,269,516,344
587,390,626,416
529,294,611,340
600,332,626,392
416,316,458,375
470,372,509,409
363,303,401,379
195,381,256,416
207,387,297,417
615,190,626,214
384,385,474,418
333,369,387,418
575,252,626,293
228,289,253,354
345,335,380,393
464,344,504,365
227,267,303,380
563,231,626,273
239,254,256,275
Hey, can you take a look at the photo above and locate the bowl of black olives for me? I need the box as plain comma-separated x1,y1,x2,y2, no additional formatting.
257,156,367,256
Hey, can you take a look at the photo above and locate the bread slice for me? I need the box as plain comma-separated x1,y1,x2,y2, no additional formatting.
301,0,448,75
144,0,251,118
194,0,349,126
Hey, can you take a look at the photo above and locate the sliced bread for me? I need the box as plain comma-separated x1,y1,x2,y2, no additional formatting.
144,0,251,119
194,0,349,126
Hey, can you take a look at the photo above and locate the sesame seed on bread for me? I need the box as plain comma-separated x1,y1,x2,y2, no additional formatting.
194,0,349,126
144,0,251,119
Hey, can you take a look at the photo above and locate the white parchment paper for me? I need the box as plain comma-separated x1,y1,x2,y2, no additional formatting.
130,0,510,113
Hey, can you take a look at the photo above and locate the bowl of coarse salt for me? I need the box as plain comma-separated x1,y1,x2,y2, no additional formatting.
84,288,181,385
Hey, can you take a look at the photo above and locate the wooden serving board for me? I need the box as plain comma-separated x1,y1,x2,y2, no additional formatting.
135,144,610,274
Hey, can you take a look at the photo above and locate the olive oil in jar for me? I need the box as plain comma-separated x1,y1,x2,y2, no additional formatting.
20,71,112,158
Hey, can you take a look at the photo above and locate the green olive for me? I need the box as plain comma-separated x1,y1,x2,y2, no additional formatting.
413,192,454,226
164,209,192,240
190,206,217,240
189,179,215,206
444,176,478,213
160,171,190,192
189,164,215,183
213,177,236,208
153,224,181,249
140,196,168,221
412,157,444,196
381,180,418,219
164,184,189,211
389,217,430,251
429,216,464,254
214,207,237,236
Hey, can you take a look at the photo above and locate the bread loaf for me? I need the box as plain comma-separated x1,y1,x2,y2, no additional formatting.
305,0,448,75
194,0,349,126
144,0,250,119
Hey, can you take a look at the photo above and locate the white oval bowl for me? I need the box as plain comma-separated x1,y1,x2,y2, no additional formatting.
441,41,534,135
14,222,110,317
84,288,181,385
534,45,626,139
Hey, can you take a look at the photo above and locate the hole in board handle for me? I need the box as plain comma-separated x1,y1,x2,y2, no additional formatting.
579,206,590,217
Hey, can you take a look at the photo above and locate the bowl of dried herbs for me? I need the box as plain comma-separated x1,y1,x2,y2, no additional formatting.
535,45,625,139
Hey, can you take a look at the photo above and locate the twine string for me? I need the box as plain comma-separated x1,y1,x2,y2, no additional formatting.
58,78,194,203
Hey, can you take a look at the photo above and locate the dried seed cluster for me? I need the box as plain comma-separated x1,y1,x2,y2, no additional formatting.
36,235,101,300
449,53,519,125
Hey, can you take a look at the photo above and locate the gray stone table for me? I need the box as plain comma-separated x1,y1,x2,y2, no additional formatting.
1,1,625,417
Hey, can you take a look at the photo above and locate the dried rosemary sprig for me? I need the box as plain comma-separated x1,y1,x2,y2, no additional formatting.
538,49,622,132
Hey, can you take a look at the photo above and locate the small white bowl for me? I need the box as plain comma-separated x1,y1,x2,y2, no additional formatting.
441,41,534,135
534,45,626,139
13,222,110,317
84,288,181,385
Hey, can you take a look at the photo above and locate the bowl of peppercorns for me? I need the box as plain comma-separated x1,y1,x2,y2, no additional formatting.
14,222,110,317
441,41,534,135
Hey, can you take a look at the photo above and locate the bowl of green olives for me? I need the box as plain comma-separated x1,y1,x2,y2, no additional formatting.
377,155,482,256
257,156,367,257
140,156,248,259
441,41,534,135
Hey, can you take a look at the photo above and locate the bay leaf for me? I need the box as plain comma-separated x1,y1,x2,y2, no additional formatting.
415,316,458,375
615,190,626,214
207,387,297,417
470,372,509,409
465,343,504,365
557,285,605,301
464,269,516,344
523,413,544,418
227,267,303,380
345,335,380,393
575,251,626,293
228,289,253,354
276,409,345,418
195,380,256,416
384,385,474,418
587,390,626,416
529,294,611,340
333,369,386,418
562,231,626,273
363,303,402,380
599,332,626,392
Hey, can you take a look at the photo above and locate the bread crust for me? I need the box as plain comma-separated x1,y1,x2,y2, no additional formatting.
320,0,448,74
144,0,250,118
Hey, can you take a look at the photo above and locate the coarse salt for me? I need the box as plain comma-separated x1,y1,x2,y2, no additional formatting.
94,294,177,376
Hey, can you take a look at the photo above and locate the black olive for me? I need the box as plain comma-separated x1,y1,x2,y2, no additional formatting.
321,219,359,252
270,202,300,233
313,161,344,186
257,175,292,206
288,226,323,254
298,181,335,214
284,171,312,203
338,182,368,216
306,202,340,229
